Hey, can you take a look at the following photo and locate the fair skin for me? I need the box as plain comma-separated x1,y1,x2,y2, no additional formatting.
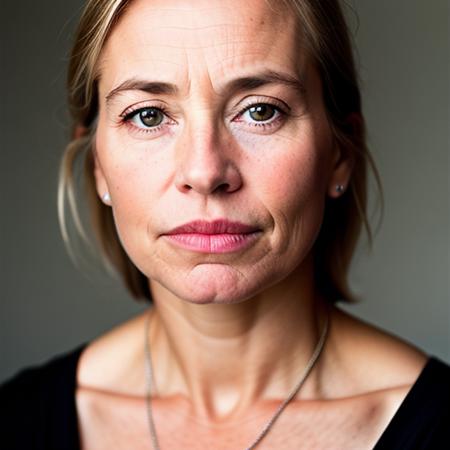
76,0,427,448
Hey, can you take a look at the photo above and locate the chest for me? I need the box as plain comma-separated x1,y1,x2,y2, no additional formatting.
76,390,395,450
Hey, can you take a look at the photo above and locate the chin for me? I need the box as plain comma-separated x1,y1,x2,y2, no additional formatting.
178,287,254,306
152,263,271,306
151,264,261,305
175,277,252,306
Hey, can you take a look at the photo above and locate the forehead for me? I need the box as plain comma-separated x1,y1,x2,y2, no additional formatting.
98,0,306,91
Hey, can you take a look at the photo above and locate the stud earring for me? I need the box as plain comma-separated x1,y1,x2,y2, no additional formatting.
335,184,345,194
102,192,111,204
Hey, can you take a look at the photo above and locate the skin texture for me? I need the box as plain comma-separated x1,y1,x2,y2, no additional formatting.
78,0,427,448
94,0,350,306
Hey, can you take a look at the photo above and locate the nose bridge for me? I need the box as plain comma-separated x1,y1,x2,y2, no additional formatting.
188,117,218,160
175,115,241,195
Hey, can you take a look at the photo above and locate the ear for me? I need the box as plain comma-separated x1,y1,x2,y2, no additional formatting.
73,123,111,204
73,125,88,139
327,114,358,198
93,149,111,206
327,144,354,198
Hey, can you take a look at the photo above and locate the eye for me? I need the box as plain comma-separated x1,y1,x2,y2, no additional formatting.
247,104,277,122
128,107,165,128
232,100,287,133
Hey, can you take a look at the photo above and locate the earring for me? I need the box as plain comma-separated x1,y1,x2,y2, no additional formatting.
335,184,345,194
102,192,111,204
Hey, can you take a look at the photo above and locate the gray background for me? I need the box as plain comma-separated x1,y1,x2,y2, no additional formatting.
1,1,449,382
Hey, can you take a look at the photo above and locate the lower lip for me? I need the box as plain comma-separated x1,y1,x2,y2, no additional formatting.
163,232,261,253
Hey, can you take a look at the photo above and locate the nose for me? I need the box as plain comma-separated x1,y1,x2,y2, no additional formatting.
174,127,242,195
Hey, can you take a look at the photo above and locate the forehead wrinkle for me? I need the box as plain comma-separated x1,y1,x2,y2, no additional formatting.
98,0,300,103
114,0,286,49
148,23,246,32
138,24,254,51
131,40,250,51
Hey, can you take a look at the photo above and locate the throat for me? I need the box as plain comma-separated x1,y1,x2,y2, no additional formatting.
146,295,329,422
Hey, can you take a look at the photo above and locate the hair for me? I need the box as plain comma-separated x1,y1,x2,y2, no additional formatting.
59,0,383,303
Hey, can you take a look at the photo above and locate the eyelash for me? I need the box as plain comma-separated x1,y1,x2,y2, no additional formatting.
233,100,287,131
119,99,289,136
120,103,173,135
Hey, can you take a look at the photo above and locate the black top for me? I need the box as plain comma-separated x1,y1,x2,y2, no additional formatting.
1,347,449,449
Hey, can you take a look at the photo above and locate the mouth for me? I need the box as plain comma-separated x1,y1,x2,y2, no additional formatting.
162,219,262,254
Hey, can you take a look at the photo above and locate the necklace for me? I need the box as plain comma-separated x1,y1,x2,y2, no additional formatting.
144,308,329,450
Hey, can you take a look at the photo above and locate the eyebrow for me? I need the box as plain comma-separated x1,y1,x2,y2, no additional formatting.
105,70,306,105
106,80,178,104
226,70,306,97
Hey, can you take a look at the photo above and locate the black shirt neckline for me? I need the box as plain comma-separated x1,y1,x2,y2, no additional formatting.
68,349,448,449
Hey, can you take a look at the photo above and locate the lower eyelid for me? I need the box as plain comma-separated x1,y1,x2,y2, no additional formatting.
248,118,284,131
122,118,167,136
236,108,286,126
126,123,167,135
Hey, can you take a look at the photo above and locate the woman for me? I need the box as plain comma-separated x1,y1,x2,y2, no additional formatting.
1,0,449,448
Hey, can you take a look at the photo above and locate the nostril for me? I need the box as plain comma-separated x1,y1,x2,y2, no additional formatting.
216,182,231,193
181,181,230,194
182,183,192,191
174,157,242,195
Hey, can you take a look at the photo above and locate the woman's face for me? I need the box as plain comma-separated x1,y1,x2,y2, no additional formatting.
94,0,352,304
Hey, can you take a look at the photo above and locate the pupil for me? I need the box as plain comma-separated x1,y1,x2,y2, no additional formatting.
249,104,274,121
140,108,163,127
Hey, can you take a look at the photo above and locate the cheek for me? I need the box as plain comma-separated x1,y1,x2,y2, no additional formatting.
94,125,168,255
253,130,331,257
96,113,173,200
254,131,330,216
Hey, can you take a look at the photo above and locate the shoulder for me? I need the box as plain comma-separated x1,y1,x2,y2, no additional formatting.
322,307,449,447
373,357,450,448
1,345,86,403
403,356,450,416
0,345,85,398
0,345,85,450
326,306,430,397
77,311,148,395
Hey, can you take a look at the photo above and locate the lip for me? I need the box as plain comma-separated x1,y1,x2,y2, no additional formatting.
162,220,262,254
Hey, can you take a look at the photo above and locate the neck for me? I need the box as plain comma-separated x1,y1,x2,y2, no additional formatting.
148,263,329,422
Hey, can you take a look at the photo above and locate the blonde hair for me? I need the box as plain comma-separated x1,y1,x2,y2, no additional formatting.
59,0,382,303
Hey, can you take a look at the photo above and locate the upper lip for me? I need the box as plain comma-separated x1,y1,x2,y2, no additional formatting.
165,220,260,235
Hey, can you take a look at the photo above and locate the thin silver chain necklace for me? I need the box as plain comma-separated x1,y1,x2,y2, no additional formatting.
144,309,329,450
